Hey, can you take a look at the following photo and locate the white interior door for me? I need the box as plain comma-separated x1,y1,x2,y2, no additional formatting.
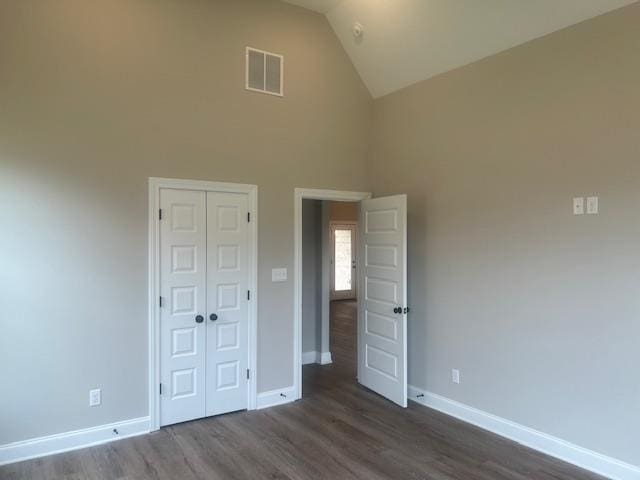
160,188,207,426
206,192,249,416
331,223,357,300
358,194,408,407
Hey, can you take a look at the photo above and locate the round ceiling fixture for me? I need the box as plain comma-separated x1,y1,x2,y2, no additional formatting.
352,22,364,39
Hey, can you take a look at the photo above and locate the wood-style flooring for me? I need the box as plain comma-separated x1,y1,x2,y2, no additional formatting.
0,300,601,479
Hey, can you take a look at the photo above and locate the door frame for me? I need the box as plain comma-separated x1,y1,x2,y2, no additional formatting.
293,188,371,400
329,221,357,301
148,177,258,432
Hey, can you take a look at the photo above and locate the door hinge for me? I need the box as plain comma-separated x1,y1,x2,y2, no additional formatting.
159,209,163,220
247,212,250,223
246,369,250,380
247,290,250,301
159,296,163,308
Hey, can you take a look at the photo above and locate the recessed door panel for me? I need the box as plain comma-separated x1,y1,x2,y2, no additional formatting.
160,188,206,426
206,192,249,417
171,327,197,357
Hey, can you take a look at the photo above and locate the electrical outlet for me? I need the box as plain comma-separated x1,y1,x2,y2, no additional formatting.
586,196,599,214
573,197,584,215
89,389,101,407
452,369,460,384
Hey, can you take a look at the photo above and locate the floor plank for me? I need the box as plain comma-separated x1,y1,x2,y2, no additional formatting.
0,300,602,479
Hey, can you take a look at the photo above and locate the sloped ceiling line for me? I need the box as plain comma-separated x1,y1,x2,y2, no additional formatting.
283,0,637,98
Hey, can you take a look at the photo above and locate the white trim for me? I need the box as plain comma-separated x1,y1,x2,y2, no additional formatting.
0,417,149,466
302,351,320,365
294,188,371,401
245,46,284,97
256,386,296,410
301,351,332,365
408,386,640,480
320,351,333,365
148,177,258,432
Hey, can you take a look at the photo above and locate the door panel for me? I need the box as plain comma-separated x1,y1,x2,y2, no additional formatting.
358,195,407,407
160,189,207,426
206,192,249,416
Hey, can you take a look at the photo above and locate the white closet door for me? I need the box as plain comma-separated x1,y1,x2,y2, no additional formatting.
160,188,207,426
358,194,408,407
206,192,249,416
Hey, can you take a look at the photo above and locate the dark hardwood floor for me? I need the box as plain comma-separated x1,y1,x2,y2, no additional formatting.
1,300,601,479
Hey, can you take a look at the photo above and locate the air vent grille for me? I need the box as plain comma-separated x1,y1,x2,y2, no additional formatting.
246,47,283,97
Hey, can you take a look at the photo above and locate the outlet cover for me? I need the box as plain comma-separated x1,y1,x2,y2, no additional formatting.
586,196,599,214
573,197,584,215
452,369,460,384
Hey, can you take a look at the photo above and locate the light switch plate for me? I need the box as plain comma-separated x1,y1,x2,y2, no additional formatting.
89,389,101,407
272,268,287,282
573,197,584,215
586,196,599,214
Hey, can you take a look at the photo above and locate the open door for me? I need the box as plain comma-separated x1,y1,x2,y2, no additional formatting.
357,195,407,407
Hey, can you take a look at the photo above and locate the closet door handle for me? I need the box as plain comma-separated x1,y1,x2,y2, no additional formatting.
209,313,218,321
195,315,204,323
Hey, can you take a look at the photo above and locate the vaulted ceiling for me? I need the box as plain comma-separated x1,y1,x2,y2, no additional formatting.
283,0,638,98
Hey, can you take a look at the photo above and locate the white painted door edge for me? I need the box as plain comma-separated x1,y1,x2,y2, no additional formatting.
408,386,640,480
293,188,371,401
148,177,258,432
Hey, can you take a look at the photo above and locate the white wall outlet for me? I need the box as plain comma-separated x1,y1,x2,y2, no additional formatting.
89,388,101,407
573,197,584,215
271,268,287,282
586,196,599,214
452,369,460,384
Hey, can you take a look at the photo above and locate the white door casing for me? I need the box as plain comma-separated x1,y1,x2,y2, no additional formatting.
160,188,207,426
206,192,249,416
358,194,408,407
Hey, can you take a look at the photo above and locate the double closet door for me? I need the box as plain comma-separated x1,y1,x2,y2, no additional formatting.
159,188,249,426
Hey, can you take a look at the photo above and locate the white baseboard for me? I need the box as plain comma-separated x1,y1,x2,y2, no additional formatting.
320,351,332,365
302,351,320,365
0,416,150,466
302,351,332,366
256,386,296,410
408,386,640,480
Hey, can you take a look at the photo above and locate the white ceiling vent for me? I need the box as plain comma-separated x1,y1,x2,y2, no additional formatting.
245,47,283,97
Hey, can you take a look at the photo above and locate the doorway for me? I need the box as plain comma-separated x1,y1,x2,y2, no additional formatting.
330,222,357,301
148,178,258,431
295,188,409,410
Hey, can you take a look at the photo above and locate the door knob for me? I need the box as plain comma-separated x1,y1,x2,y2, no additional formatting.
209,313,218,321
195,315,204,323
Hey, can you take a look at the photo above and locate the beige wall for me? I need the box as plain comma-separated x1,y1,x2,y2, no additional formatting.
369,3,640,465
0,0,371,444
301,199,322,354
